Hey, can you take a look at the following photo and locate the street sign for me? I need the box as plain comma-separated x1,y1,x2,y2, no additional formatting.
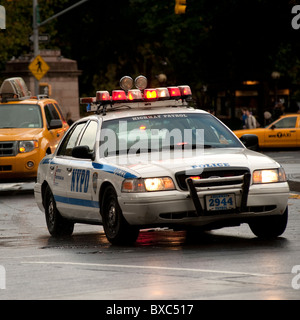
29,34,50,43
28,55,50,81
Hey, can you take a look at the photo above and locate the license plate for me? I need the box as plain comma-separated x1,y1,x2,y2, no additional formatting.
206,194,236,211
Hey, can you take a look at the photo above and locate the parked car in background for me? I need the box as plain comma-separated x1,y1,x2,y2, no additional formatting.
234,113,300,149
0,77,69,182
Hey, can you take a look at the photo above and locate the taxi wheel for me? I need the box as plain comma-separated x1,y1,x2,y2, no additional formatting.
101,186,139,245
44,186,74,237
249,207,288,238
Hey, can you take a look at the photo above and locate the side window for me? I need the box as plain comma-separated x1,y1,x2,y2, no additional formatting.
274,117,297,129
54,103,66,121
57,122,86,156
44,103,60,127
78,121,98,152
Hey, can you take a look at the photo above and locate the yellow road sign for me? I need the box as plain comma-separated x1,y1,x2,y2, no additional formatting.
28,55,50,81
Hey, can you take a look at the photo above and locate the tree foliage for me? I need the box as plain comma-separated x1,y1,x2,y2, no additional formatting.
1,0,300,106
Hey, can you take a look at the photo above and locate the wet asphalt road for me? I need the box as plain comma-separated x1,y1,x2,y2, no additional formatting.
0,188,299,300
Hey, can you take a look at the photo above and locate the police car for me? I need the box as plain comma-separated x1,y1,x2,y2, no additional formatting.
34,76,290,244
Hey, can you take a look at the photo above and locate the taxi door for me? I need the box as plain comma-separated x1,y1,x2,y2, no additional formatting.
43,103,65,153
264,116,298,147
65,120,100,222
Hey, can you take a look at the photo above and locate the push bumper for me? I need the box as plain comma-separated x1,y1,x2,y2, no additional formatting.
119,177,289,227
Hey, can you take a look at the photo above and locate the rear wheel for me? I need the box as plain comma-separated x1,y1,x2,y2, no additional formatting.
249,207,288,238
101,185,139,245
44,185,74,236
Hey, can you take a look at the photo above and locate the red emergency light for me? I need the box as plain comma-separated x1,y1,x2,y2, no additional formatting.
112,90,127,102
167,87,181,99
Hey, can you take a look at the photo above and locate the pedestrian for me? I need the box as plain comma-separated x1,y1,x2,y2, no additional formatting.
241,108,247,129
245,109,257,129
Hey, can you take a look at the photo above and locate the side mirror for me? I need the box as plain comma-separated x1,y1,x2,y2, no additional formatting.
72,145,94,160
49,119,63,129
240,134,258,150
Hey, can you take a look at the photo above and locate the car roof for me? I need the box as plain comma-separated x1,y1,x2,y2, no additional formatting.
0,97,58,105
79,106,209,123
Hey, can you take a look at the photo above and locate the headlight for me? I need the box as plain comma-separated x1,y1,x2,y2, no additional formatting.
122,177,175,192
18,140,38,153
252,168,286,184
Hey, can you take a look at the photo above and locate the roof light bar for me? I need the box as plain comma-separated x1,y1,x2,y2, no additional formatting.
80,76,193,114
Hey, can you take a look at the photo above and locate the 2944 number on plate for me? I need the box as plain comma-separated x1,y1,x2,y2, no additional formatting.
206,194,235,211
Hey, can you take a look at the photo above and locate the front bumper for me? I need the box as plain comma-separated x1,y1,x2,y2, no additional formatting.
0,152,41,181
119,179,290,228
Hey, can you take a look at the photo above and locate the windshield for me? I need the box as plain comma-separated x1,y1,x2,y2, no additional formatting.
0,104,43,129
100,112,243,157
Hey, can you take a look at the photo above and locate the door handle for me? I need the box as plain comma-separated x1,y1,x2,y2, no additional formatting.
67,167,72,172
50,165,55,170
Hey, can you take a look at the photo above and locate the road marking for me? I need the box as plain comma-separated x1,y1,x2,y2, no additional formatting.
22,261,268,277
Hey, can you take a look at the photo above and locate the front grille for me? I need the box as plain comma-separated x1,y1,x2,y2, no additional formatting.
175,167,250,190
0,141,17,157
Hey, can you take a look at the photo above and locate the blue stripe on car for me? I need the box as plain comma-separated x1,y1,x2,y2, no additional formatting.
54,195,99,208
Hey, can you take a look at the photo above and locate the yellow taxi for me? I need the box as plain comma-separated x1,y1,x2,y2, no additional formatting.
0,77,69,182
234,113,300,149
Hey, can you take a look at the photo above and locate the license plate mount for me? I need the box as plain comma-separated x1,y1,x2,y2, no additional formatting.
205,193,236,211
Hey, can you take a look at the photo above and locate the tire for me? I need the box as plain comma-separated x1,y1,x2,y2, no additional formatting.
44,185,74,237
249,207,288,239
101,185,139,245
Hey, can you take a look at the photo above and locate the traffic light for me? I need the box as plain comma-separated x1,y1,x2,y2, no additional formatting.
175,0,186,14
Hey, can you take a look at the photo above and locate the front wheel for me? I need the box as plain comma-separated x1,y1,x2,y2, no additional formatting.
101,186,139,245
249,207,288,238
44,185,74,236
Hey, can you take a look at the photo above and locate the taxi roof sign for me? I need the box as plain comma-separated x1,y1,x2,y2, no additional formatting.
29,55,50,81
0,77,30,102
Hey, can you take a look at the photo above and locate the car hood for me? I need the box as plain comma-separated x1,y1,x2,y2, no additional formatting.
104,148,280,178
0,128,43,141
